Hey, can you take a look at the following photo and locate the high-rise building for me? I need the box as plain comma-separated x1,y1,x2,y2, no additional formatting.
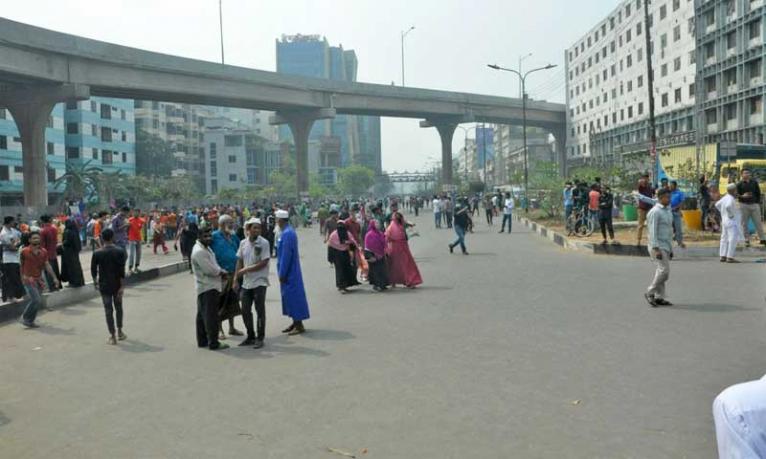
564,0,764,170
0,106,65,204
694,0,764,146
64,97,136,175
202,117,282,195
276,34,382,182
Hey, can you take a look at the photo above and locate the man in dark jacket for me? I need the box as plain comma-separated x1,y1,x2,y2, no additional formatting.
91,228,127,345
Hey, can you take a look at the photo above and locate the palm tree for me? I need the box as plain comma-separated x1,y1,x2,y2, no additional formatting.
54,160,103,202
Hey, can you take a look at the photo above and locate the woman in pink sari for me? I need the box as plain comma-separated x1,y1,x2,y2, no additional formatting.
385,211,423,288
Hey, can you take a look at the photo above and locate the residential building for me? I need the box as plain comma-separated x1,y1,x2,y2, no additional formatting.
64,97,136,175
202,117,282,195
276,34,382,182
0,106,65,204
565,0,697,166
695,0,765,146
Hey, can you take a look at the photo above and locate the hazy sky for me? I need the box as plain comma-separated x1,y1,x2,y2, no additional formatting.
4,0,616,171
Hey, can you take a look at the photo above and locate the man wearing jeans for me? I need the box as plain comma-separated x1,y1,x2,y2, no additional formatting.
91,228,127,345
432,195,442,228
736,169,766,247
233,218,270,349
448,199,470,255
644,189,674,308
499,192,514,233
19,232,60,328
127,209,145,274
669,181,686,248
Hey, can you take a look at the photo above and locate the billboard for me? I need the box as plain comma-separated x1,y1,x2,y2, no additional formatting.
475,126,494,166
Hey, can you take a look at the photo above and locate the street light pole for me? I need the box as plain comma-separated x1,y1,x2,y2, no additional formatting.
457,125,471,184
401,26,415,86
518,53,532,98
487,63,557,214
219,0,225,65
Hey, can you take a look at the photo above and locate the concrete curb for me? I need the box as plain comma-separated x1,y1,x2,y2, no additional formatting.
515,215,766,259
0,261,188,324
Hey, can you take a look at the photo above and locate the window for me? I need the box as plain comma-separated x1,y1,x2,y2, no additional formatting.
638,48,643,62
661,93,669,107
12,137,20,143
229,174,237,182
660,4,667,20
602,47,607,58
661,64,668,77
638,75,644,87
121,131,127,142
689,50,696,65
610,17,615,29
47,142,54,155
92,148,98,159
725,68,737,89
102,151,113,164
13,166,22,174
603,69,608,81
122,152,127,163
228,155,236,163
91,101,97,112
211,180,218,194
224,135,242,147
673,25,681,42
748,58,762,80
604,115,609,127
705,42,715,61
660,34,668,49
0,108,5,119
603,92,608,102
620,109,625,121
674,57,681,71
689,83,696,97
66,101,77,110
0,136,6,150
672,0,680,11
121,110,126,120
101,127,112,142
638,102,644,115
749,96,763,115
0,166,8,181
66,123,78,134
209,142,217,159
749,19,761,40
626,30,632,43
628,80,633,92
611,64,616,76
627,55,633,68
610,41,616,53
675,88,682,103
47,168,56,183
66,147,80,159
210,162,217,175
100,104,111,120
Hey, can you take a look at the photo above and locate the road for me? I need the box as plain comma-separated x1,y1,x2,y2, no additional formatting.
0,211,763,458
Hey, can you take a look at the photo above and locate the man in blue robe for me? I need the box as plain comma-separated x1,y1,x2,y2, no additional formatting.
275,209,309,335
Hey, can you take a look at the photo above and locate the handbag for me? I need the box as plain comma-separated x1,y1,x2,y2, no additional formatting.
218,276,242,321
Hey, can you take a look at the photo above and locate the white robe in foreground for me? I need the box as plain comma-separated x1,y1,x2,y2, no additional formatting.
715,194,744,258
713,375,766,458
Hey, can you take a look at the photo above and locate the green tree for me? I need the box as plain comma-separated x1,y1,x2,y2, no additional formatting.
135,129,174,177
337,165,375,196
268,170,297,198
54,160,103,202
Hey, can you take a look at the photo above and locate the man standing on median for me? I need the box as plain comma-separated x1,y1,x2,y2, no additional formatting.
275,209,310,336
645,188,674,308
91,228,127,345
716,183,745,263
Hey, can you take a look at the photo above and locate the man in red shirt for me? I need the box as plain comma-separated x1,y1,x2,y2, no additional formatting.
39,214,60,291
588,184,601,231
127,209,146,274
20,231,60,328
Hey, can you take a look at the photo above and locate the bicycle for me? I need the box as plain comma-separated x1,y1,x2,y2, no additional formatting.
566,207,595,237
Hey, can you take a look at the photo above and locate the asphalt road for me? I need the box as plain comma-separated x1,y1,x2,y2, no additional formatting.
0,210,763,458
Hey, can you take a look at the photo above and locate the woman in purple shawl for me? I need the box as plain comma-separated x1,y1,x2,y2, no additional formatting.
363,220,389,291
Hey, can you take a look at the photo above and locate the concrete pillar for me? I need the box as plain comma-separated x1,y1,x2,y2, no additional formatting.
552,127,568,177
0,84,89,208
270,108,335,198
435,123,457,186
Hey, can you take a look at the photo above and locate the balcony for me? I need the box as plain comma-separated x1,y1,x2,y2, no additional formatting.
752,0,764,10
751,113,764,125
707,90,718,100
726,47,737,58
726,118,739,130
706,56,716,65
751,76,763,86
750,37,762,49
707,123,719,133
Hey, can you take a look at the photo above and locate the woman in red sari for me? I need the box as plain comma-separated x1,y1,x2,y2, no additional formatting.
385,211,422,288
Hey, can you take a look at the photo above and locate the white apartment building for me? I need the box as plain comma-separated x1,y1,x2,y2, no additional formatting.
565,0,697,165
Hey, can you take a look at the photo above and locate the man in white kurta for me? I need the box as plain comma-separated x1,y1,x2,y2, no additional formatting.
715,183,744,262
713,375,766,458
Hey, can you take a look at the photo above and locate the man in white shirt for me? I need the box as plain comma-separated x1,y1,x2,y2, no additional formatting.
432,195,442,228
0,216,24,302
713,375,766,458
191,226,229,351
233,218,270,349
715,183,745,263
499,193,515,234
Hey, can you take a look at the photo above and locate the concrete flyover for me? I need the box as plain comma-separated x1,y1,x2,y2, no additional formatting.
0,17,566,205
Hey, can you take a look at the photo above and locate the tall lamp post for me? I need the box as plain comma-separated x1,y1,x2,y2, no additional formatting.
401,26,415,86
219,0,225,64
518,53,533,97
487,63,557,213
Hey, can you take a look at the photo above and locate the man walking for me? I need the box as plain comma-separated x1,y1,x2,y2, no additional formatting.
1,216,25,303
449,199,470,255
19,231,60,328
127,209,145,274
191,226,229,351
669,181,686,248
432,195,442,229
91,228,128,345
233,218,270,349
499,192,514,234
644,189,674,308
443,196,453,229
111,206,130,251
736,169,766,247
716,183,744,263
275,209,310,335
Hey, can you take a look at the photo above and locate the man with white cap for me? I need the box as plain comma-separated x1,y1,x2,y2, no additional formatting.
275,209,310,335
211,214,244,337
233,217,270,348
716,183,745,263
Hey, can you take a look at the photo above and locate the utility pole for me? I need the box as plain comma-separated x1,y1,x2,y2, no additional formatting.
401,26,415,86
643,0,658,184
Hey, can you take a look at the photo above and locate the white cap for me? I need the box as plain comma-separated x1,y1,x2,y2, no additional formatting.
727,183,737,191
275,210,289,219
245,217,261,226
